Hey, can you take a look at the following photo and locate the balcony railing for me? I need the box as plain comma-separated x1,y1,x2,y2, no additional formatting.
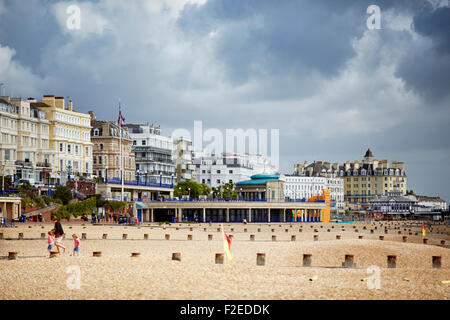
36,162,51,168
145,198,326,203
15,160,33,167
105,177,173,189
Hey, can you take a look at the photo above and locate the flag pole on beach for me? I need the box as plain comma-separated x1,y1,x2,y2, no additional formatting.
221,224,233,261
118,100,125,202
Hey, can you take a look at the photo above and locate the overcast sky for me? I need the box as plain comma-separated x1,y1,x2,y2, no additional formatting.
0,0,449,203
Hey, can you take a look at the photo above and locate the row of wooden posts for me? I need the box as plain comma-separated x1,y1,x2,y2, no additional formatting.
6,251,442,269
2,231,446,245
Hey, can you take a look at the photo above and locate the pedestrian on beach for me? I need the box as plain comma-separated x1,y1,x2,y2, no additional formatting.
91,213,96,224
51,217,66,254
97,212,101,224
47,230,55,256
72,234,80,256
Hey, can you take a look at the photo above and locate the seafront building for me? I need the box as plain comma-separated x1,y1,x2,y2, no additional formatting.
175,137,196,182
338,149,407,207
370,190,416,216
126,123,176,186
194,152,277,188
288,161,345,213
30,95,93,184
0,96,56,184
90,112,135,182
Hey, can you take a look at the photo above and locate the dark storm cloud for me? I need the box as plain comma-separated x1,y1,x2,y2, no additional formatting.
0,0,63,71
178,0,366,84
413,4,450,55
393,4,450,101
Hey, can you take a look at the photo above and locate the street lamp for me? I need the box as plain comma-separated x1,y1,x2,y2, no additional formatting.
188,187,191,199
1,163,5,197
66,164,72,182
160,172,162,187
105,166,108,183
268,187,271,202
178,187,181,199
256,187,259,200
240,187,243,200
171,173,174,188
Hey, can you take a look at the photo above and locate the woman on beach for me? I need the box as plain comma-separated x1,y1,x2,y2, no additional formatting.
52,217,66,254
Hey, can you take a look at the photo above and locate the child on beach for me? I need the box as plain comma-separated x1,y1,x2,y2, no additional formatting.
47,231,55,255
72,234,80,256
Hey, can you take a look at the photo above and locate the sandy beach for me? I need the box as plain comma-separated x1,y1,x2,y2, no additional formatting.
0,221,449,300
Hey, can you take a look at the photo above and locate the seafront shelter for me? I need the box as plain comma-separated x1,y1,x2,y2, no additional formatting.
141,199,327,223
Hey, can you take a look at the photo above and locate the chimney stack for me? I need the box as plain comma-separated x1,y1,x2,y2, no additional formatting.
42,95,55,107
68,100,73,111
88,111,95,121
55,97,65,109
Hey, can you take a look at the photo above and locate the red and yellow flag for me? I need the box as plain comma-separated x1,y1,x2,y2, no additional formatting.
422,223,426,237
221,224,233,260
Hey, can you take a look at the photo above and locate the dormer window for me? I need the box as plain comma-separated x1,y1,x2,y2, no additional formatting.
93,128,99,136
353,170,358,176
361,169,366,176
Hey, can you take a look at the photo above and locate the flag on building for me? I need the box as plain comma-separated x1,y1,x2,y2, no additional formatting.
118,103,125,127
221,224,233,260
422,223,426,237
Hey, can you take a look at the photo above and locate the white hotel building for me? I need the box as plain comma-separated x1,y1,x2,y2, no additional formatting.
194,152,277,188
283,174,344,213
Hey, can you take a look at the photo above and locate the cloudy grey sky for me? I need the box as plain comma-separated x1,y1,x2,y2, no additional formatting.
0,0,449,202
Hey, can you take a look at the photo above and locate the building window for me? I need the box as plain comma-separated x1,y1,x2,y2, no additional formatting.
67,144,71,153
4,149,10,160
217,170,221,174
142,140,146,146
85,147,89,156
60,143,63,152
93,156,97,164
99,144,103,150
133,140,136,145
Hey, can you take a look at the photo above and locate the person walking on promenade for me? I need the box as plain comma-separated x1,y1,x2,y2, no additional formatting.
52,217,66,254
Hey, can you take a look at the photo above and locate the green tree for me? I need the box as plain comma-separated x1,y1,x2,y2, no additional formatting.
106,200,127,214
174,180,202,198
199,183,211,197
0,176,12,190
212,182,237,199
54,197,97,221
54,186,72,205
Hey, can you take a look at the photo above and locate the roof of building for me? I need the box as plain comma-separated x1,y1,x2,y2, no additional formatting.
364,148,374,157
236,174,280,186
371,195,416,203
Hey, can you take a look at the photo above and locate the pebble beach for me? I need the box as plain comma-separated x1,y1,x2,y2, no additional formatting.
0,221,449,300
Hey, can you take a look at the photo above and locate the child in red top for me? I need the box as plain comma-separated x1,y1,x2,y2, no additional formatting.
72,234,80,256
47,231,55,255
